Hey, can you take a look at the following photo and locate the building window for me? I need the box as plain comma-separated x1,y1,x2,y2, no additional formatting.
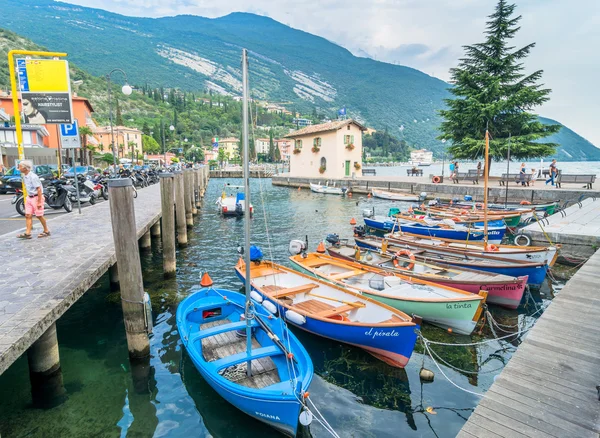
344,135,355,145
320,157,326,169
347,125,351,130
313,137,322,148
295,139,303,149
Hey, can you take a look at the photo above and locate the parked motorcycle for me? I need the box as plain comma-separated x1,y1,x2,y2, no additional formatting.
13,179,73,216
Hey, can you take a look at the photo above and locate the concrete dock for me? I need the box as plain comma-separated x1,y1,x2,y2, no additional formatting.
0,184,162,375
458,247,600,438
272,174,600,204
524,197,600,260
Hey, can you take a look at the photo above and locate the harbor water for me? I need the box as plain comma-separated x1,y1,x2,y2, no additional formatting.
0,178,568,438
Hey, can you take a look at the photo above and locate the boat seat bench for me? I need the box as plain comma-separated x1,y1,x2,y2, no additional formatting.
316,302,365,318
270,283,319,298
189,320,259,343
210,345,282,370
329,270,363,280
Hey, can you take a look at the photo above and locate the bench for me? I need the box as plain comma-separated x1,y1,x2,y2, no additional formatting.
362,168,376,176
315,301,365,318
556,174,596,189
452,172,479,184
406,169,423,176
269,283,319,298
499,173,532,186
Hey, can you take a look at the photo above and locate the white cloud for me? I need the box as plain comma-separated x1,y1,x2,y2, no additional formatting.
60,0,600,146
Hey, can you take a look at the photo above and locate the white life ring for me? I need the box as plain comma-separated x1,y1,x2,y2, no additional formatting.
514,233,531,247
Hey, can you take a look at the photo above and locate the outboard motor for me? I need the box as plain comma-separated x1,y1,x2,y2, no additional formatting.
363,207,375,218
325,233,341,247
452,198,460,203
428,199,438,206
289,239,307,255
235,203,244,215
464,195,473,202
353,225,366,238
419,192,427,202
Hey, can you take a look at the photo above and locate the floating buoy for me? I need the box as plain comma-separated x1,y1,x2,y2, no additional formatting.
520,200,531,205
299,409,313,426
447,327,453,334
420,368,435,382
263,300,278,315
350,218,357,225
348,192,353,197
486,244,499,252
250,290,263,303
298,186,301,191
316,241,326,253
200,272,213,287
367,193,372,198
285,310,306,325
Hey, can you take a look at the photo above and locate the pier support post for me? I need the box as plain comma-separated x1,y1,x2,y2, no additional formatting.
108,178,150,359
139,230,151,251
159,173,176,277
189,170,198,216
174,171,188,246
27,323,66,408
194,170,201,208
184,170,195,224
109,264,119,289
150,221,161,238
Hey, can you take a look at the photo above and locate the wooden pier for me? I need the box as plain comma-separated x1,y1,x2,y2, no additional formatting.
458,248,600,438
0,184,162,375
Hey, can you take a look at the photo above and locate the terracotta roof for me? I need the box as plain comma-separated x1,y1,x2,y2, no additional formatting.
284,119,366,138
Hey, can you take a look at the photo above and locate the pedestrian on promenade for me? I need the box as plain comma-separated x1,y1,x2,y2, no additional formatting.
477,161,482,176
519,163,527,186
449,161,455,178
17,160,50,239
545,159,557,186
530,168,537,186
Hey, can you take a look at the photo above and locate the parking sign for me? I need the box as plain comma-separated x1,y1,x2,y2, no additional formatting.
60,120,81,149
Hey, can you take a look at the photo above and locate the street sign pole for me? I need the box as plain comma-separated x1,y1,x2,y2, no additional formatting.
60,122,82,214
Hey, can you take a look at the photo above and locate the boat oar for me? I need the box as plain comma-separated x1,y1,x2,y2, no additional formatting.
308,292,366,308
252,312,299,364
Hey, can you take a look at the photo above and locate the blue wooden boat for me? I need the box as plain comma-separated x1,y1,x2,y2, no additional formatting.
364,216,398,232
235,259,421,368
354,235,548,286
395,221,506,244
177,286,313,436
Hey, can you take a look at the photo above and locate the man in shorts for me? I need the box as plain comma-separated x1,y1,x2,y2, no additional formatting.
17,160,50,239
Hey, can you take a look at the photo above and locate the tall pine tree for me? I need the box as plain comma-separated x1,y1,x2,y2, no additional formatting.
439,0,560,168
268,130,276,162
115,98,124,126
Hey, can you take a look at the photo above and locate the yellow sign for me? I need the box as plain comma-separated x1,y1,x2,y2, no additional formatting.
22,59,70,92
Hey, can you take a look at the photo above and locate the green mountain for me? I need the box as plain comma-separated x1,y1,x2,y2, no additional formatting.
2,0,598,161
538,117,600,161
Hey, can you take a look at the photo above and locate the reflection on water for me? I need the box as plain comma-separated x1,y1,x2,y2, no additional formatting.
0,178,566,437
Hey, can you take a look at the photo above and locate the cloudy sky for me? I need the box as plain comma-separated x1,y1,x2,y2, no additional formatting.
63,0,600,146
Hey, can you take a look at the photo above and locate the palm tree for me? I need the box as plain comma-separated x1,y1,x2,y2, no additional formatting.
78,126,93,165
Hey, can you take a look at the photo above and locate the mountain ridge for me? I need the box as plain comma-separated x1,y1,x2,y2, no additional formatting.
2,0,599,161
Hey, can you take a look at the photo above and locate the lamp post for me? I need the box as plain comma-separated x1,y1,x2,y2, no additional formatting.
441,139,447,178
106,68,132,167
169,125,175,164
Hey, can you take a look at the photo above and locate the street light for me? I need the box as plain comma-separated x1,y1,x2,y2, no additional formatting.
106,68,132,167
169,125,175,166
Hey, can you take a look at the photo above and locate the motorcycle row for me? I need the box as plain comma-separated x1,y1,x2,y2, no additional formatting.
12,167,163,216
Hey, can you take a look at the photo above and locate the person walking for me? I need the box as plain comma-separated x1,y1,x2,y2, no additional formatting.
449,161,455,178
477,161,482,176
530,168,537,186
17,160,50,239
545,159,557,186
519,163,527,186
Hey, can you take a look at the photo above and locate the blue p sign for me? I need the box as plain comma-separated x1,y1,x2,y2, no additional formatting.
60,122,78,137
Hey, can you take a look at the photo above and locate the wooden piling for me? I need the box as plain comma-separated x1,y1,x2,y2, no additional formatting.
173,171,188,246
109,264,119,288
139,230,151,251
183,170,194,225
27,323,65,407
150,221,161,237
194,169,201,208
107,178,150,359
159,173,176,277
189,170,198,216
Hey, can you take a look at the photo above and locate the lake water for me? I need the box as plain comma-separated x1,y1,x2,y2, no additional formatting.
371,161,600,178
0,178,566,438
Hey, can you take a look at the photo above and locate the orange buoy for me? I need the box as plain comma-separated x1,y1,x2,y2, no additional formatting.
350,218,357,225
367,193,372,198
393,249,415,270
298,186,301,191
451,217,462,222
460,210,468,215
449,200,453,205
200,272,214,287
520,200,531,205
316,241,326,253
486,244,499,252
348,192,353,197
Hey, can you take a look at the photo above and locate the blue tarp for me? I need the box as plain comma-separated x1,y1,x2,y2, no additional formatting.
249,245,263,262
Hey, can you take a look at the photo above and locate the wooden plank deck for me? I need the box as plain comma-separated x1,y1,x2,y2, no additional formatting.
458,249,600,438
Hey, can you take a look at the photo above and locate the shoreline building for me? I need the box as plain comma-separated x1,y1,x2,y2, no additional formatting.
94,126,144,161
410,149,433,165
285,119,365,179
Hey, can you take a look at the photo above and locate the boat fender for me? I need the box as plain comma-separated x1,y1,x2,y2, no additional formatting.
250,291,263,303
143,292,153,334
419,367,435,382
393,249,415,270
452,217,462,222
262,300,278,316
486,244,499,252
520,200,532,205
285,310,306,325
460,210,469,215
514,233,531,247
299,409,313,426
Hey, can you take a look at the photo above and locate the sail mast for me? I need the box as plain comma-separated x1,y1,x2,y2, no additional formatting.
483,128,490,248
242,48,253,376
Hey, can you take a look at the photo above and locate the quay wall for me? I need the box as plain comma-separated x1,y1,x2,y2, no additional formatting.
271,175,599,204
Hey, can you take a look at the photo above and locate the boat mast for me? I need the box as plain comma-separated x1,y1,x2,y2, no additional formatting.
483,128,490,248
242,48,253,376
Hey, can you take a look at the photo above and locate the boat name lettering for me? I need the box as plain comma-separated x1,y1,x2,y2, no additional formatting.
255,411,281,421
365,327,400,338
446,303,472,309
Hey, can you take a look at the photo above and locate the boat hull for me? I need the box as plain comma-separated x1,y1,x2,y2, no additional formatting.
371,189,420,202
310,183,345,195
235,269,419,368
364,217,398,232
398,223,506,244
